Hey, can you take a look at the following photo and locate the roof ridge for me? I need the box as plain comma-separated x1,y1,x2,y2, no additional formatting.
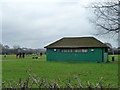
63,37,95,39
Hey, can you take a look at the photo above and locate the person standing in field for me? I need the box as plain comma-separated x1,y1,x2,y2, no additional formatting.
4,53,6,58
112,55,114,62
16,53,19,58
40,52,42,56
19,52,22,58
22,53,25,58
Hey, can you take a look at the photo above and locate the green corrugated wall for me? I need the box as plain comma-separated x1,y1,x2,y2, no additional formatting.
46,48,107,62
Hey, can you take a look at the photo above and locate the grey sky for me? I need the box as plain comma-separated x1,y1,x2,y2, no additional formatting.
1,0,118,48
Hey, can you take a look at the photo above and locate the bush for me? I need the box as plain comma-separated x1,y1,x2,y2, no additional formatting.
2,69,115,89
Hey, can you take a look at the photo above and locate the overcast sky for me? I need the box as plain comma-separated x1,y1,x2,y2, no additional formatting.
1,0,118,49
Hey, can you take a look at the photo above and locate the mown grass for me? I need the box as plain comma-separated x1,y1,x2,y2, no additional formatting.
108,55,120,61
2,55,119,88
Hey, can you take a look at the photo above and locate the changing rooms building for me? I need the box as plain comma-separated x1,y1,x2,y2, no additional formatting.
44,37,108,62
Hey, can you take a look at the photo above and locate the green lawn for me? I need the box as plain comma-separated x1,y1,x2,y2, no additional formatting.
108,55,120,61
1,55,119,88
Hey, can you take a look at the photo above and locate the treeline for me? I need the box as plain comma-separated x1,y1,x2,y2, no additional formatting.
0,43,46,55
0,43,119,55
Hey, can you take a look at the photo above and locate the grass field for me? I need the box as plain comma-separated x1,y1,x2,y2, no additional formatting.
1,55,119,88
108,55,119,61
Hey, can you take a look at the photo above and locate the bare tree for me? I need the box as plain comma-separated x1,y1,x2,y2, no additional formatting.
13,45,21,54
13,45,20,49
4,45,10,49
89,0,120,48
89,0,120,35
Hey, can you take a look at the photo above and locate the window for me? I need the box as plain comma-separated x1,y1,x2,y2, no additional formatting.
77,49,81,52
68,49,70,53
70,49,72,52
59,49,88,53
84,49,88,52
59,49,64,52
75,49,78,52
72,49,75,52
82,49,85,52
64,49,67,52
81,49,88,53
59,49,61,52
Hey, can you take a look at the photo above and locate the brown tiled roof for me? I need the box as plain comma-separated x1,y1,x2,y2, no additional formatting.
44,37,108,48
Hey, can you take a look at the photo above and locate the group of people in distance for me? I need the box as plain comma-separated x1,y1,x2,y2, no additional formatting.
16,52,25,58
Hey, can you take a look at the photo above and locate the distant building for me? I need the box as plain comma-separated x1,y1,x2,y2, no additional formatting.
44,37,108,62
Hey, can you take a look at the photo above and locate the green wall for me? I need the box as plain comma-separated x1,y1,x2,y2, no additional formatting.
46,48,107,62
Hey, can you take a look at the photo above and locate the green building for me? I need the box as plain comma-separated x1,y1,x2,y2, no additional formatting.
44,37,108,62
